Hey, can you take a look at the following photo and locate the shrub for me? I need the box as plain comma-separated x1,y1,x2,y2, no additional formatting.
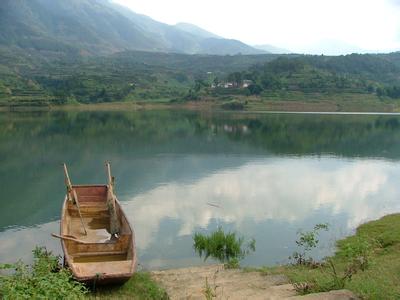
247,84,263,95
290,223,329,265
220,100,245,110
0,247,87,299
337,236,376,271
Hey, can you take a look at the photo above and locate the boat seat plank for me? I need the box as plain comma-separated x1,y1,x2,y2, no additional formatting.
73,250,127,257
79,195,106,202
74,186,108,197
73,260,133,277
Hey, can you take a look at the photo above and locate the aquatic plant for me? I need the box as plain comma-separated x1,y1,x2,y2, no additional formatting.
193,227,255,268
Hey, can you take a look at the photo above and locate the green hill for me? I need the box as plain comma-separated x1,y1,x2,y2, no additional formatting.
0,47,278,106
0,0,264,56
217,53,400,99
2,45,400,107
1,0,400,107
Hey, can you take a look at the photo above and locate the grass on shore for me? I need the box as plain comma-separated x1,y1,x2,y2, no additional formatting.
258,214,400,299
89,272,168,300
0,247,167,300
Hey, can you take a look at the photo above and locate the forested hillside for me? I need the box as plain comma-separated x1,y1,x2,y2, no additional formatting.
0,47,277,106
1,0,400,107
211,54,400,100
1,47,400,107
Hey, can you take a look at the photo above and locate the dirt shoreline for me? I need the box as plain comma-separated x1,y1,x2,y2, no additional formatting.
1,98,400,113
150,264,357,299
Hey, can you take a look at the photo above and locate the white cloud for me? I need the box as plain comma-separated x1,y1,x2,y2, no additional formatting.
113,0,400,54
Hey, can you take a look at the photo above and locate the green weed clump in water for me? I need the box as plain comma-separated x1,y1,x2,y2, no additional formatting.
0,247,87,299
193,227,255,268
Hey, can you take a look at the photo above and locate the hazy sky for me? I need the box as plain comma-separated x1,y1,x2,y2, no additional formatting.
113,0,400,55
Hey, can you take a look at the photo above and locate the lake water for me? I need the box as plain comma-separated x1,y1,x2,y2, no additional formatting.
1,110,400,270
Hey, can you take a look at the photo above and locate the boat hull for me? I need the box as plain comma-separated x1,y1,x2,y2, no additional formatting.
59,185,136,284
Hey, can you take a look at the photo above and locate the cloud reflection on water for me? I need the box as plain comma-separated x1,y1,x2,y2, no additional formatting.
124,157,400,252
0,222,61,263
1,157,399,269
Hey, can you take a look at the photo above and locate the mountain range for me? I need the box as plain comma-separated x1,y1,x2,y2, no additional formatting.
0,0,271,56
253,44,291,54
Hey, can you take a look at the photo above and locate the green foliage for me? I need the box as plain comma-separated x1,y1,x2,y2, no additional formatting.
0,247,87,299
224,258,240,269
290,223,329,265
219,53,400,100
325,258,354,290
1,0,264,58
247,84,262,95
227,72,243,87
376,85,400,99
297,223,329,250
356,214,400,247
90,272,169,300
0,45,277,106
220,100,245,110
3,45,400,106
203,277,217,300
185,88,200,101
3,42,400,107
289,223,370,293
193,228,255,267
282,214,400,298
337,237,375,271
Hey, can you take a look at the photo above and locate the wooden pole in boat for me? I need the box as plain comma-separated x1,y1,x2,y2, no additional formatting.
106,162,119,235
63,163,87,235
51,233,89,244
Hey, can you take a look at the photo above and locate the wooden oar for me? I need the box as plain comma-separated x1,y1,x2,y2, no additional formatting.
63,163,87,235
51,233,89,244
106,162,119,235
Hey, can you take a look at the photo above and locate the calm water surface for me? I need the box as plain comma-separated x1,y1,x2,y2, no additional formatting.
1,110,400,269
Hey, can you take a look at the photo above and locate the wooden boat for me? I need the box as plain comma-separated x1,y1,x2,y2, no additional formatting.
53,163,136,284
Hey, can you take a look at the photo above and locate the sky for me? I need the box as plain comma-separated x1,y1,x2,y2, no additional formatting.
113,0,400,55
